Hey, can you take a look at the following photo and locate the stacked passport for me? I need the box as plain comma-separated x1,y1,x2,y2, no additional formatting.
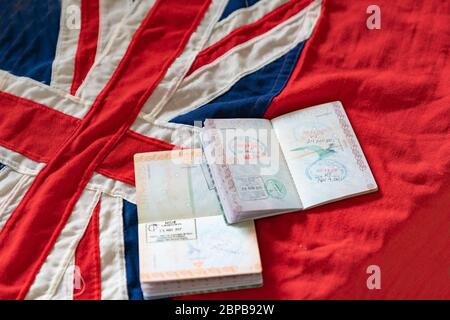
134,149,262,299
134,101,377,298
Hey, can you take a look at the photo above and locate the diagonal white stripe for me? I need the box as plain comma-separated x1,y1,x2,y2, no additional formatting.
205,0,290,48
25,189,101,300
75,0,157,104
154,0,322,122
0,70,193,146
96,0,138,60
0,70,89,118
141,0,227,119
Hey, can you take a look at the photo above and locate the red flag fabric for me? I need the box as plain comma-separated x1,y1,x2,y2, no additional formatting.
186,0,450,299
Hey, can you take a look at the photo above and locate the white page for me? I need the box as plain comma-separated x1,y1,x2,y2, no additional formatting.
271,101,378,208
134,149,262,284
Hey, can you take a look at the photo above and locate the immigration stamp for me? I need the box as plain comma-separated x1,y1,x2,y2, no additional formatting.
233,176,268,201
227,136,268,161
264,179,287,199
306,159,347,183
145,219,197,243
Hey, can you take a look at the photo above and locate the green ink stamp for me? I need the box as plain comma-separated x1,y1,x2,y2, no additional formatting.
264,179,287,199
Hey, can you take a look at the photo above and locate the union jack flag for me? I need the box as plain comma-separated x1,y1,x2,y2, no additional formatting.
1,0,449,300
0,0,322,299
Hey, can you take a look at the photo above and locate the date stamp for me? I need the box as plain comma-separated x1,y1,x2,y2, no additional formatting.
234,176,268,201
145,219,197,243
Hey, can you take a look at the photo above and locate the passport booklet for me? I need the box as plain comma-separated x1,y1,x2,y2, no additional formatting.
202,101,378,224
134,149,262,299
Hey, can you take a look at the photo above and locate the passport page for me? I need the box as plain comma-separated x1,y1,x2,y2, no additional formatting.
272,101,378,208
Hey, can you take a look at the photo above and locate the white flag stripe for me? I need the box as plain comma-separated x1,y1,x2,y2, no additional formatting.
51,256,75,300
98,194,129,300
156,0,322,122
0,167,34,231
141,0,226,118
96,0,135,60
50,0,82,91
205,0,290,48
76,0,157,103
25,189,101,300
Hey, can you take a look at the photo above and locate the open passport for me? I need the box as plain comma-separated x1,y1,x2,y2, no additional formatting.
134,149,262,299
202,101,378,224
